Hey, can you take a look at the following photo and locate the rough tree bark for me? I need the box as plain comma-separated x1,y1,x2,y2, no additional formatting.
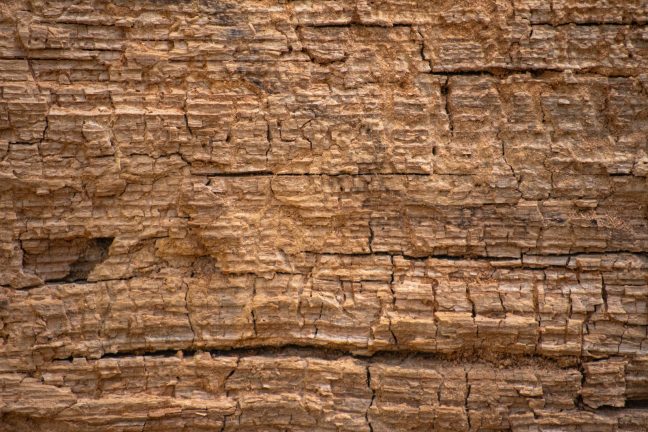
1,0,648,431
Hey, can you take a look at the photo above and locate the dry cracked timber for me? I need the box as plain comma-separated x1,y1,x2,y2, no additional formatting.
1,0,648,431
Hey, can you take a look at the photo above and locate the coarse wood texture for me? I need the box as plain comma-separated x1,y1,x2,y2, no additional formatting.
1,0,648,431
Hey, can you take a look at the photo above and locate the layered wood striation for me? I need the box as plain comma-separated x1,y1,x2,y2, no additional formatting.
3,351,648,431
1,0,648,430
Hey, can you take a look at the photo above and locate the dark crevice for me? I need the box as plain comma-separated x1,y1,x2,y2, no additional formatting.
531,21,648,27
300,251,648,262
441,78,453,135
625,400,648,409
298,23,413,29
207,170,275,177
525,251,648,259
40,275,137,287
465,368,472,429
576,363,587,409
66,237,114,282
205,171,433,178
23,237,114,284
429,68,639,78
99,349,181,360
184,113,193,138
431,68,561,77
366,366,375,432
367,223,375,253
49,344,584,369
302,251,522,261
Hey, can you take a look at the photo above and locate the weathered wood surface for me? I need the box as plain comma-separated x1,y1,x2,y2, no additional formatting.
1,0,648,430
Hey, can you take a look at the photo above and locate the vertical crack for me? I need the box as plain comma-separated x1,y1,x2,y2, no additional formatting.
498,291,507,317
388,256,398,345
251,281,258,337
265,120,272,165
466,283,476,318
223,355,240,398
184,93,194,139
366,365,375,432
414,26,432,71
465,367,472,430
184,282,195,344
441,78,453,135
431,279,440,339
533,271,544,354
314,303,324,337
601,275,609,317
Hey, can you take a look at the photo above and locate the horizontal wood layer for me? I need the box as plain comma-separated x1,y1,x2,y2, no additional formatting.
2,351,648,431
2,253,647,367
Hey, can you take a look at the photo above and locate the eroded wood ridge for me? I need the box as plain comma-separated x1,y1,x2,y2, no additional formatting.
1,0,647,431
